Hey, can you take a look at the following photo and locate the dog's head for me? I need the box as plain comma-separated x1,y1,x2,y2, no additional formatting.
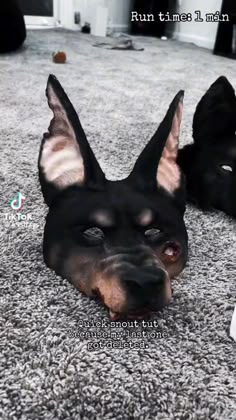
178,76,236,217
38,75,188,320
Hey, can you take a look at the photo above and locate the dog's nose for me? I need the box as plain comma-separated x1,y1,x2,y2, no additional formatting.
124,267,166,298
121,267,171,316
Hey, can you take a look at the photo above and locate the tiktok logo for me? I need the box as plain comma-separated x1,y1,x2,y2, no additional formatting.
10,192,26,211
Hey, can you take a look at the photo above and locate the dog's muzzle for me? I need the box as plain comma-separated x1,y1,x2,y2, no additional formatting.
93,245,172,320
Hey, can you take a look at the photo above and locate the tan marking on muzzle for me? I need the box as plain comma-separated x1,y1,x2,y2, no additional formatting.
60,252,98,296
148,256,172,305
92,273,127,313
154,244,186,280
49,245,172,314
164,275,172,304
64,253,127,313
164,257,185,279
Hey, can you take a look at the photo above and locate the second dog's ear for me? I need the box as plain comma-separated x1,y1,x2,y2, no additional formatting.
128,91,184,195
193,76,236,145
39,75,106,205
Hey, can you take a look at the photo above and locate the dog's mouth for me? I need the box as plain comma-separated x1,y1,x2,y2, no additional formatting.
92,272,172,321
109,308,151,321
93,288,152,320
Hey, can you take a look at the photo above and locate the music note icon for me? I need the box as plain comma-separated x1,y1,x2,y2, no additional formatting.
10,192,26,211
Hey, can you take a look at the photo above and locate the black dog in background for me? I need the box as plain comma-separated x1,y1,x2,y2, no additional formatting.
178,76,236,218
0,0,26,53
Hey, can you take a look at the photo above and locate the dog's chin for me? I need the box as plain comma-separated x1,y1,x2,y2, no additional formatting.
108,308,151,321
92,271,172,320
107,299,171,321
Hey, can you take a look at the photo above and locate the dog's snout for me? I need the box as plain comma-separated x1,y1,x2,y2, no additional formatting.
95,245,172,317
121,266,171,314
102,245,157,267
124,267,166,296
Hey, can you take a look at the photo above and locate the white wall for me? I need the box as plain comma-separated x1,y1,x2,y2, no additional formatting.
23,0,133,31
168,0,222,49
74,0,133,32
108,0,133,31
59,0,78,30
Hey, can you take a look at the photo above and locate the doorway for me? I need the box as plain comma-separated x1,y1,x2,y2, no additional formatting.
18,0,59,27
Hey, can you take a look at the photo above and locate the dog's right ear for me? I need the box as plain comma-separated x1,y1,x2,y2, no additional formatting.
128,91,184,196
193,76,236,145
38,75,106,206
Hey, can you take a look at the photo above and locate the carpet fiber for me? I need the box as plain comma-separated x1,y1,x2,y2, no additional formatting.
0,29,236,420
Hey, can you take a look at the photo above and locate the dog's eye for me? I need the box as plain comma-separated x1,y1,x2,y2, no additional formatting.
83,227,105,245
144,228,161,240
162,242,181,263
220,164,233,173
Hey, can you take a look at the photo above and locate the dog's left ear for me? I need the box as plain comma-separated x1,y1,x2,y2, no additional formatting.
128,91,184,195
193,76,236,145
39,75,106,206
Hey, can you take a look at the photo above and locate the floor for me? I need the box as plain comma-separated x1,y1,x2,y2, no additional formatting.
0,29,236,419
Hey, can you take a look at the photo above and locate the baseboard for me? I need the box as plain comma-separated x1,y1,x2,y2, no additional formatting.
167,30,215,50
26,25,56,30
109,24,129,33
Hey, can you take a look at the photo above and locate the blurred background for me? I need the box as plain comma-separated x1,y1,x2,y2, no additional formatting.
9,0,234,57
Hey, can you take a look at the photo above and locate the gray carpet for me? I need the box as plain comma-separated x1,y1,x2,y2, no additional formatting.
0,29,236,420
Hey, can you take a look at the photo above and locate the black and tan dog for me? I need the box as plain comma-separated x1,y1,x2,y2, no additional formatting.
38,75,188,320
178,76,236,218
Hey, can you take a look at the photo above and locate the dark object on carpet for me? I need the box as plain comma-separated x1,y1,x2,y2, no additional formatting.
93,38,144,51
81,23,91,34
178,76,236,218
213,0,236,59
0,0,26,53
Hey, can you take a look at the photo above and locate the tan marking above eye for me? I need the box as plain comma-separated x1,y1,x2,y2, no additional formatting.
136,209,153,226
91,210,114,227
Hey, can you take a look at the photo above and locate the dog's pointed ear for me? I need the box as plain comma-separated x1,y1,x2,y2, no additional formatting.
128,91,184,195
193,76,236,145
39,75,106,205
